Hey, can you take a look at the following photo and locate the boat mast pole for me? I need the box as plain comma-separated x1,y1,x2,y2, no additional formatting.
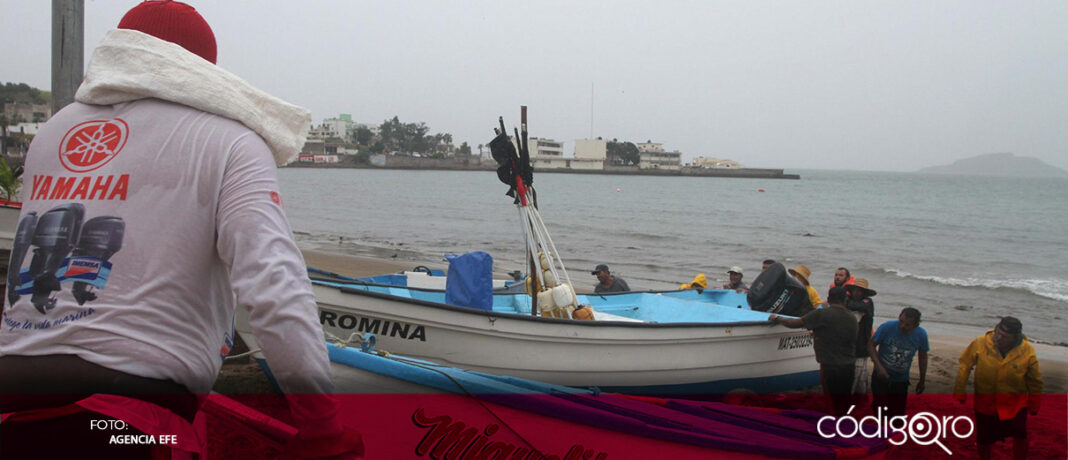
521,106,540,317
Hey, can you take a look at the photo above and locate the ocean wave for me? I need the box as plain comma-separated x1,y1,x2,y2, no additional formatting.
885,268,1068,302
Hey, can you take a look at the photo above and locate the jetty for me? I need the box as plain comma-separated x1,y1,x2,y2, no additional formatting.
290,157,800,179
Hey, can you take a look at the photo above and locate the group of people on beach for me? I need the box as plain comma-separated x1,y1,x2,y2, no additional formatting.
763,264,1045,460
596,259,1046,458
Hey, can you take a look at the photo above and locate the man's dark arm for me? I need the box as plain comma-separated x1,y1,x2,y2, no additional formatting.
768,314,805,329
916,351,928,394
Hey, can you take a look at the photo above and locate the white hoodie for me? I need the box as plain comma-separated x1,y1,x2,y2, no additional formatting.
0,30,331,400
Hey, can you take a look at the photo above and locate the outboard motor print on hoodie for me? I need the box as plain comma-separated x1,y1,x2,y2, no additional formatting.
71,216,125,305
6,212,38,309
27,203,85,313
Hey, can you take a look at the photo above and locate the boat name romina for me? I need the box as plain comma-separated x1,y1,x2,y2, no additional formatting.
777,334,813,351
320,310,427,342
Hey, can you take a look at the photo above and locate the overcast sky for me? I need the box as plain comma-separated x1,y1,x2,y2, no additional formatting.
4,1,1067,171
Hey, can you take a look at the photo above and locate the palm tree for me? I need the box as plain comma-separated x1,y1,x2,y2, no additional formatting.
0,158,21,202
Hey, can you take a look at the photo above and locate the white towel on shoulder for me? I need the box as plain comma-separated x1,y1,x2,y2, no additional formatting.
75,29,309,166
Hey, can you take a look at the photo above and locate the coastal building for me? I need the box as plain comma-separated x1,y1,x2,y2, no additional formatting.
692,156,741,169
1,102,51,123
300,139,358,156
639,151,682,170
3,122,43,136
524,137,565,158
636,141,664,153
571,139,608,170
521,137,605,171
309,114,356,141
298,154,340,164
574,139,607,161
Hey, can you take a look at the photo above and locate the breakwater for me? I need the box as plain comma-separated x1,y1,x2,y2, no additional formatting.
288,157,800,179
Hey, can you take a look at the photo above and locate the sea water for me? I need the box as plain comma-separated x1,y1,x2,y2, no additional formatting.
279,168,1067,344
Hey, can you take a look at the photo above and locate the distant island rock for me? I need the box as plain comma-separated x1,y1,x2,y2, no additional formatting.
918,152,1068,178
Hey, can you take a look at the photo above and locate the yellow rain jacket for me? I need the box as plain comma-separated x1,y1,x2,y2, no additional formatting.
806,285,823,308
955,331,1043,419
680,273,708,290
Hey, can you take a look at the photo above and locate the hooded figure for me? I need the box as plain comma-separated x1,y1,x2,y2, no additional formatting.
0,2,361,457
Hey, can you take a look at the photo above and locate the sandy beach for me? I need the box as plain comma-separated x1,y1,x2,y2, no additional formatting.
216,244,1068,396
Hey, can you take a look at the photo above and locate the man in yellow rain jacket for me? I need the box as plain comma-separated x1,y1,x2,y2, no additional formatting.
955,316,1043,460
679,273,708,291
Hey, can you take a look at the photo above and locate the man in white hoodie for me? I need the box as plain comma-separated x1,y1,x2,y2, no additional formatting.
0,2,360,458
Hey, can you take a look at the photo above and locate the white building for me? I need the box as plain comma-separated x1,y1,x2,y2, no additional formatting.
637,141,664,153
514,137,565,158
529,137,564,157
574,139,607,161
692,156,741,168
310,113,356,140
639,151,682,170
3,122,44,136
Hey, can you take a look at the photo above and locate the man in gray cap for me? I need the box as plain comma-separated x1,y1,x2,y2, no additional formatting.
592,264,630,294
723,266,748,292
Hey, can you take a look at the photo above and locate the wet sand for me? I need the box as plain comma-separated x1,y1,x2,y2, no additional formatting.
215,245,1068,395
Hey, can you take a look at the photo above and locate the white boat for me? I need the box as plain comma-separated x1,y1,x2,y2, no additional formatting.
236,280,820,395
235,114,821,396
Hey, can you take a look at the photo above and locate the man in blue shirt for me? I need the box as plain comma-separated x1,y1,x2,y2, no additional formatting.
869,307,929,417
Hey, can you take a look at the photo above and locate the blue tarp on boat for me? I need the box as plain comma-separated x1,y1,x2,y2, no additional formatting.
444,251,493,310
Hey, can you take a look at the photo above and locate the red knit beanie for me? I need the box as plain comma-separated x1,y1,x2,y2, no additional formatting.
118,1,217,64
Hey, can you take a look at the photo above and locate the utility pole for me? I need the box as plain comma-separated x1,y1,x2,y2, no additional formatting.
589,82,594,139
52,0,84,115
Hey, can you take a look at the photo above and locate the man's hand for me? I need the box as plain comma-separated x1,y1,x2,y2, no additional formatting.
915,380,925,395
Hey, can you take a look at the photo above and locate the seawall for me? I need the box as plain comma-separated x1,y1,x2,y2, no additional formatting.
288,159,800,179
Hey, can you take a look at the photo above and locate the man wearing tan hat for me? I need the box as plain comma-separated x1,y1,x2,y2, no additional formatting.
789,265,823,308
846,278,877,396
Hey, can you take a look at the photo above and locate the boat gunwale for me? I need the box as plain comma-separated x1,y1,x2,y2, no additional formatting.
316,280,779,330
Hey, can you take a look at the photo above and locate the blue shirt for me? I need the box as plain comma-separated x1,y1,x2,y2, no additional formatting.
872,320,930,383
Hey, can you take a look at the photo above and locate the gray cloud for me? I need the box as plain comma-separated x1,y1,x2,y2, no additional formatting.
6,0,1067,171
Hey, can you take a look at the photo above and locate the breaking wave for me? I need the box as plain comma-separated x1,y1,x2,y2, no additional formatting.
885,269,1068,302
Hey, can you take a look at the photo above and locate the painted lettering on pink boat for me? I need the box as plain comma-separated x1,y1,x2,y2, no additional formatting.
411,408,608,460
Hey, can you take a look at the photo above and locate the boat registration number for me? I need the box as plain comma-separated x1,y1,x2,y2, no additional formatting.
777,334,813,350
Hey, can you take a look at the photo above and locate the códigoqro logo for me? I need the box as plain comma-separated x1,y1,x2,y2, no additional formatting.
818,405,974,455
58,119,129,173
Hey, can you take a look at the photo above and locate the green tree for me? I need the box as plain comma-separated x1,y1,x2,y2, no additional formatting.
458,142,472,156
0,158,21,201
377,116,442,155
607,140,640,165
353,126,374,146
354,149,371,164
0,82,50,105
